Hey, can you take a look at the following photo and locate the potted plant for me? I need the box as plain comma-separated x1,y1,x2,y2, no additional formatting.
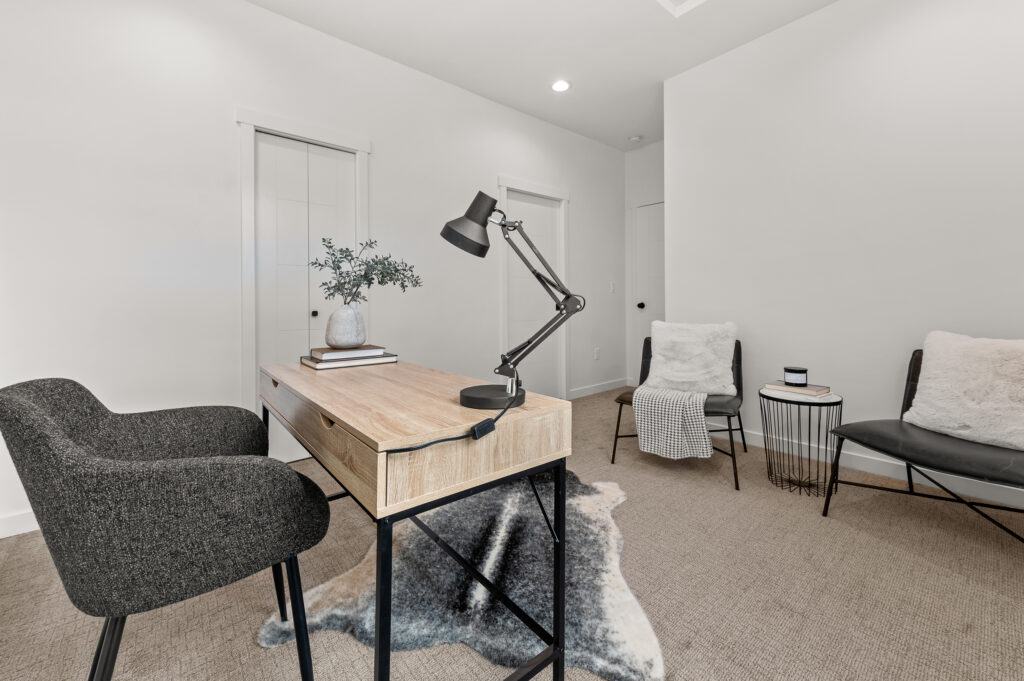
310,238,423,348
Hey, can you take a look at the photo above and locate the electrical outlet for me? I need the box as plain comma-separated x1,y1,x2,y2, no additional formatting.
593,347,600,360
609,280,616,293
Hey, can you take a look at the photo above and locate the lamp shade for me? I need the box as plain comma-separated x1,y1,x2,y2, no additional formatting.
441,191,497,258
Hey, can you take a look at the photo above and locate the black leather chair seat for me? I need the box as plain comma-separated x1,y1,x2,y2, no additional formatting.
615,386,741,416
835,419,1024,488
614,387,635,405
705,394,742,417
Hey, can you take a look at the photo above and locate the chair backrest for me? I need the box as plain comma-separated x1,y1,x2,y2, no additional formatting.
639,337,743,398
0,379,132,610
900,349,924,418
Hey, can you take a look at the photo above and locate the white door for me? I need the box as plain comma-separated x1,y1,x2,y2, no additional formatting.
255,132,357,461
628,202,665,385
505,190,565,398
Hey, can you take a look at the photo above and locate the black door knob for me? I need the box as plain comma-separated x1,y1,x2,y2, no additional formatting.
311,310,319,317
637,302,646,309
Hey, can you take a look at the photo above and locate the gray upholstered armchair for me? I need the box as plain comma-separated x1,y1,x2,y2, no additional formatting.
0,378,329,681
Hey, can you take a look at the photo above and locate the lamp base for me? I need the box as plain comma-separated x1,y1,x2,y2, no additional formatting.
459,384,526,410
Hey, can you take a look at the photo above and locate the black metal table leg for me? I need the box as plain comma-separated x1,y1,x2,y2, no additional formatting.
553,460,566,680
374,517,393,681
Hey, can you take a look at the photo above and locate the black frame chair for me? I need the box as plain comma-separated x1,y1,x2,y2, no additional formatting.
823,350,1024,543
611,338,747,490
0,379,330,681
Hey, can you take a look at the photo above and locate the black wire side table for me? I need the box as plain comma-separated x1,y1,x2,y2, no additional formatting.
759,389,843,496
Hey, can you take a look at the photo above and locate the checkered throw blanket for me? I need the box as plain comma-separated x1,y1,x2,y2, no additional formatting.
633,386,712,460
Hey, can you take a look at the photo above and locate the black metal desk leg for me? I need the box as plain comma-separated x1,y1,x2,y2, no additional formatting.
553,460,566,680
375,517,393,681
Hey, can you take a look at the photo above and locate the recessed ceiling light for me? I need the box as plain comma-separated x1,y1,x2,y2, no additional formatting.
551,80,571,93
629,135,644,143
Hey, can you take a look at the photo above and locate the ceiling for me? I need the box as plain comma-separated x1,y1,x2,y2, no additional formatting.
247,0,838,150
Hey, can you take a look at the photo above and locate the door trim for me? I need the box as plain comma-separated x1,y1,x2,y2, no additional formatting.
496,177,570,400
237,109,370,411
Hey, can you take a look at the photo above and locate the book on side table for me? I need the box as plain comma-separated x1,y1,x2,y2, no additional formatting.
764,380,831,396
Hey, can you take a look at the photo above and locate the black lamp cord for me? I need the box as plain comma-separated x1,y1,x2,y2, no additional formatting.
388,371,521,454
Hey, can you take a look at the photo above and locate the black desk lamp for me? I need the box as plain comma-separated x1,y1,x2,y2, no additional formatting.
442,191,585,409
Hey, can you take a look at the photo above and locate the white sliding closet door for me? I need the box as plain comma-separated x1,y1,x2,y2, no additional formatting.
255,132,357,461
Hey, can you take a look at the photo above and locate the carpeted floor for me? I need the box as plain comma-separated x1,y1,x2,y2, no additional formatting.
2,389,1022,681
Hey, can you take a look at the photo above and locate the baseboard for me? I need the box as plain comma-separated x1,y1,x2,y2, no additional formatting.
718,421,1024,508
0,509,38,538
271,451,312,464
569,378,628,400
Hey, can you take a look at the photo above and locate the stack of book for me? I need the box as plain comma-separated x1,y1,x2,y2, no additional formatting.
300,345,398,371
762,380,835,401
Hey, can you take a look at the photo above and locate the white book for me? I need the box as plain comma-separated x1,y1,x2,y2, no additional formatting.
310,345,386,361
300,354,398,370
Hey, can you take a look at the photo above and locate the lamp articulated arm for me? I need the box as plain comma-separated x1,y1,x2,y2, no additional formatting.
441,190,585,408
490,212,585,383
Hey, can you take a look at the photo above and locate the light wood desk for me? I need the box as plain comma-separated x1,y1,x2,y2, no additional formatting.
260,361,572,681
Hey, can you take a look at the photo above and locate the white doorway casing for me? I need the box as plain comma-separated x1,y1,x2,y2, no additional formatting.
497,177,570,400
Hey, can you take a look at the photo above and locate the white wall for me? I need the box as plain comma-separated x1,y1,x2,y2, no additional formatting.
664,0,1024,502
0,0,626,536
624,141,665,379
625,141,665,211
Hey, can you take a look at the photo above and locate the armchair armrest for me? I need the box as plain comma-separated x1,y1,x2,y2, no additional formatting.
118,406,268,460
47,453,328,618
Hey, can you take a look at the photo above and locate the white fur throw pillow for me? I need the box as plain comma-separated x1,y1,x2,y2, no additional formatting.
644,321,737,396
903,330,1024,451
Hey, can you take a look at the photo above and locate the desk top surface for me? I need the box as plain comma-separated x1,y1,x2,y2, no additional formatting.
261,361,571,452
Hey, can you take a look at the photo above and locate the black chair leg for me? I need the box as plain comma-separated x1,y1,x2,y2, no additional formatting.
89,616,126,681
906,462,915,493
736,411,748,452
727,416,739,491
87,618,110,681
285,554,314,681
611,403,624,464
272,562,289,622
822,437,845,517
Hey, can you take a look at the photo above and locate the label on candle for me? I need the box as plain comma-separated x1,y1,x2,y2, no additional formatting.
784,369,808,386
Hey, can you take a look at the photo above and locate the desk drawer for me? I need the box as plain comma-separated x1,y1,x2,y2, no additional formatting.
384,406,571,514
260,371,383,514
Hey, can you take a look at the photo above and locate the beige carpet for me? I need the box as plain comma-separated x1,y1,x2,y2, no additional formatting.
2,389,1022,681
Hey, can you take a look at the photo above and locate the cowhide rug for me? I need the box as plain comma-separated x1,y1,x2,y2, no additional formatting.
258,471,664,681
